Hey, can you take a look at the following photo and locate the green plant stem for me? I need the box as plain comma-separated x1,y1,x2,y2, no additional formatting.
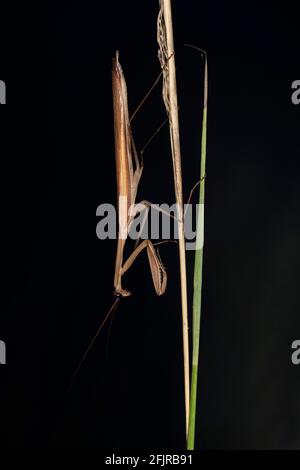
187,53,208,450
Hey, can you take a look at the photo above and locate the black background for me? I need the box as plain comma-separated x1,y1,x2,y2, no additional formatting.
0,1,299,450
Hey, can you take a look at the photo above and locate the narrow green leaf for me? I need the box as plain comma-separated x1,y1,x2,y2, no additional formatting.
187,52,208,450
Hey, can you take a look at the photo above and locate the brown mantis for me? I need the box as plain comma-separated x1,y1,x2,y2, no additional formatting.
70,52,169,388
112,51,167,299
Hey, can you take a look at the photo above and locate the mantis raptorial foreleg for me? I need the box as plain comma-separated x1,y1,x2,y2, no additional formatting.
121,239,167,296
115,200,171,298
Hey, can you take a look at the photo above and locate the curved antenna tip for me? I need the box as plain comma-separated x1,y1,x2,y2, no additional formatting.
184,43,207,58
